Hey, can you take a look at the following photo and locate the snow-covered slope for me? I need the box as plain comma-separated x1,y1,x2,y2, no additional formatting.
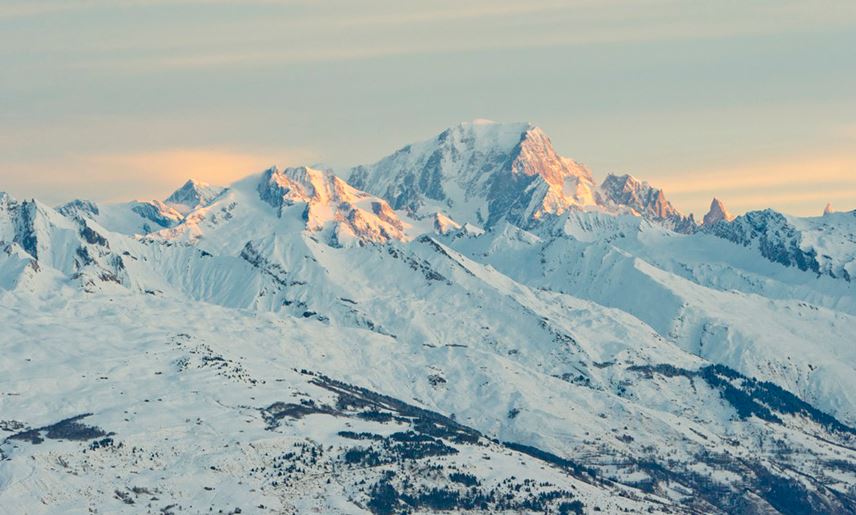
1,193,130,292
58,179,227,237
446,211,856,424
705,208,856,281
2,122,856,514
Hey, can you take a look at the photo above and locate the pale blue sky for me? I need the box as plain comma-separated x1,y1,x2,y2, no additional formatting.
2,0,855,216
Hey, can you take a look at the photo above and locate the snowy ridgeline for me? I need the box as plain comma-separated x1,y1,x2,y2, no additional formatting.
1,120,856,514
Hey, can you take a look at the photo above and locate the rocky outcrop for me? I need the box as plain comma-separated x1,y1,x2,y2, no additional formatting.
702,197,734,226
598,174,696,233
165,179,225,214
258,166,407,245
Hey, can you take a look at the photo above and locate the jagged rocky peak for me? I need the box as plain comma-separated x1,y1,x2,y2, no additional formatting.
0,194,127,288
0,191,15,208
823,203,834,216
432,212,461,235
258,166,353,211
0,192,21,234
0,197,47,260
348,119,597,229
703,197,735,226
57,199,100,218
130,200,184,229
58,196,185,237
703,208,839,278
258,166,406,245
598,174,675,219
597,173,695,233
165,178,225,214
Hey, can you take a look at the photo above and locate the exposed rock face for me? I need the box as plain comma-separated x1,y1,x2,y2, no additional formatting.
350,121,706,234
0,192,127,288
348,120,597,229
704,209,821,274
598,174,696,233
58,199,100,218
703,197,735,226
432,212,461,235
258,166,406,245
130,200,184,230
165,179,225,214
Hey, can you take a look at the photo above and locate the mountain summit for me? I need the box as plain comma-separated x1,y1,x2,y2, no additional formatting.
165,179,225,214
348,120,597,228
702,197,735,226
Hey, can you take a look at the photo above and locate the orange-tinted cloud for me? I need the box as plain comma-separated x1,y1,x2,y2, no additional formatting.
86,149,278,188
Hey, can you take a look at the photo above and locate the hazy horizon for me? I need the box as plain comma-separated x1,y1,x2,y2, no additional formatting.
2,0,855,217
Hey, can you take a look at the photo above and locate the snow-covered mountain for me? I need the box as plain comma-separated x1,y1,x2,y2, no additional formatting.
348,120,598,229
2,121,856,514
704,208,856,281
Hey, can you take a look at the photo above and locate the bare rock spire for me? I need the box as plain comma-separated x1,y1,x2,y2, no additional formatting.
703,197,734,225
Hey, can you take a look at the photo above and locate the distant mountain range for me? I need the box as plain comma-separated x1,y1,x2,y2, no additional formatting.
1,120,855,514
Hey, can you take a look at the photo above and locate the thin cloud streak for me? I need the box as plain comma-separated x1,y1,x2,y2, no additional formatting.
659,155,856,195
655,155,856,216
0,0,306,19
713,189,856,206
86,149,283,188
674,189,856,218
0,0,572,23
54,3,856,73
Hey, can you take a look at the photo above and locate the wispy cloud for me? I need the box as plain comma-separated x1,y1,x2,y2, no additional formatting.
21,1,851,73
0,0,566,22
85,149,282,189
661,155,856,195
0,0,302,19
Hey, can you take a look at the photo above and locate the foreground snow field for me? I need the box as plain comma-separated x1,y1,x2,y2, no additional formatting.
2,121,855,514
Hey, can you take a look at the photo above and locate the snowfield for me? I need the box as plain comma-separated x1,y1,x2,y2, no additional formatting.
1,120,855,514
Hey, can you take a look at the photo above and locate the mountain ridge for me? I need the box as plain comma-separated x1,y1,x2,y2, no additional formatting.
1,120,855,514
